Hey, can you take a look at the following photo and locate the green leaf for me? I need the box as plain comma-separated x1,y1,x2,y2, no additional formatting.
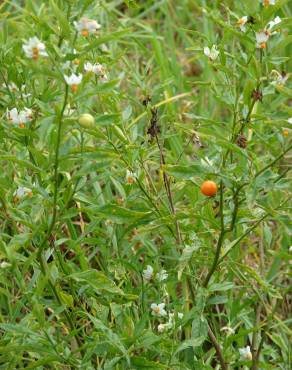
208,282,234,292
50,0,71,36
131,357,168,369
191,315,208,341
67,270,124,295
97,204,152,223
164,164,209,179
178,244,200,280
275,85,292,98
59,291,74,308
174,337,205,356
85,313,130,364
0,155,42,172
83,29,131,53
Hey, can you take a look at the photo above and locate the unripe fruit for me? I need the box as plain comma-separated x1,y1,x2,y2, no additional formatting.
78,113,95,128
200,180,218,197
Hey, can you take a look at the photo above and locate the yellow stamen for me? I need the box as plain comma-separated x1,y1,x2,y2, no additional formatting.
32,47,39,61
283,129,289,137
127,176,134,184
71,84,78,93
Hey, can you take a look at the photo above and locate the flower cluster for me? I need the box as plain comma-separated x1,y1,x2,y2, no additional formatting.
84,62,108,81
204,45,219,61
157,312,184,333
142,265,168,283
20,16,108,98
7,108,33,128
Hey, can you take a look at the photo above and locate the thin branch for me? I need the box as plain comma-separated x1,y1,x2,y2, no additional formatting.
155,135,182,244
203,180,225,287
208,325,229,370
251,305,262,370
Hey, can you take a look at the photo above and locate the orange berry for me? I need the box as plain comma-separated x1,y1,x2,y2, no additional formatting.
81,29,89,37
283,129,289,137
200,180,218,197
260,42,266,49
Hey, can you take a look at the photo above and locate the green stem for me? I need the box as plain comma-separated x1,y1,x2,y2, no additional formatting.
203,180,225,288
35,85,84,356
37,85,69,252
254,143,292,179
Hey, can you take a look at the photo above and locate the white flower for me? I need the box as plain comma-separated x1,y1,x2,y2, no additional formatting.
84,62,101,74
8,82,18,92
0,261,11,269
84,62,108,81
267,16,281,30
7,108,19,124
64,73,83,92
239,346,252,361
256,31,270,49
157,321,172,333
237,16,248,32
150,303,167,317
19,108,33,122
157,323,168,333
22,37,48,60
20,85,31,98
64,105,76,116
62,61,71,70
261,0,276,6
177,312,184,320
156,269,168,282
288,118,292,125
74,17,101,36
3,83,30,97
142,265,153,282
126,170,136,184
220,326,235,335
157,312,183,333
204,45,219,61
270,70,289,86
7,107,33,128
100,44,109,53
14,186,32,198
289,246,292,252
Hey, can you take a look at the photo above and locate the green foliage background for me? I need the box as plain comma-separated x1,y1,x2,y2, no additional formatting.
0,0,291,369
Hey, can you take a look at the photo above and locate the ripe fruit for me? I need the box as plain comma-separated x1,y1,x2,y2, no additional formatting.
283,129,289,137
78,113,95,128
200,180,218,197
